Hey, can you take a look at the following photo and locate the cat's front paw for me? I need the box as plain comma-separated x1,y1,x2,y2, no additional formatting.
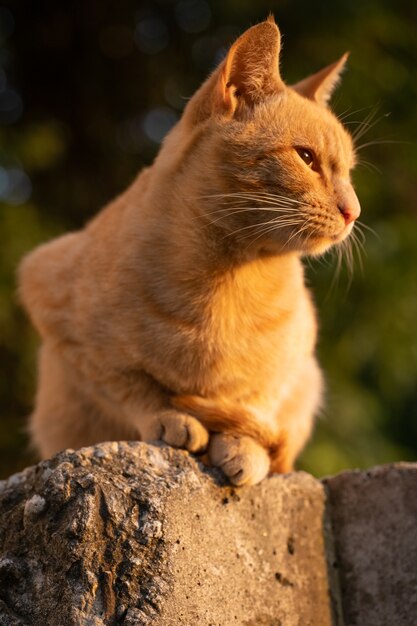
209,433,270,486
154,410,209,453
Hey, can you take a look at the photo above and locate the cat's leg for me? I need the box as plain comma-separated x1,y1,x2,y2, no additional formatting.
32,344,210,457
139,409,209,454
208,433,270,486
31,343,209,458
270,356,323,474
30,344,140,459
171,395,272,485
21,238,209,456
207,356,322,485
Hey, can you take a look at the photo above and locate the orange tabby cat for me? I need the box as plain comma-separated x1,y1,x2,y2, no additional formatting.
19,17,360,485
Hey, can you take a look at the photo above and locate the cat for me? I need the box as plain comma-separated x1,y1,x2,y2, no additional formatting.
19,16,360,486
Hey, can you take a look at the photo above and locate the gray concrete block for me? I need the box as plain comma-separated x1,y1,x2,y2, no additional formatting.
0,442,336,626
0,443,416,625
324,463,417,626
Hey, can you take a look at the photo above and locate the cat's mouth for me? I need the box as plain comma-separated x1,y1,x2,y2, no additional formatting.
334,220,355,242
303,222,354,256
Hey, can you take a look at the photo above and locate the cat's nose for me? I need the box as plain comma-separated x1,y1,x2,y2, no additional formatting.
336,181,361,226
338,202,360,225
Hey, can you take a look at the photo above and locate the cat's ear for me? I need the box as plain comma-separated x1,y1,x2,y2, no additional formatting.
291,53,349,106
215,16,284,115
185,17,284,124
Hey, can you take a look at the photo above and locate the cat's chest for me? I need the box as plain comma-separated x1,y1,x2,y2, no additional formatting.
129,256,317,396
151,284,317,397
209,288,316,374
208,260,316,358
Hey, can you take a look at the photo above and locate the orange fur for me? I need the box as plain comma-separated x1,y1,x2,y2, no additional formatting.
19,18,360,485
172,394,290,473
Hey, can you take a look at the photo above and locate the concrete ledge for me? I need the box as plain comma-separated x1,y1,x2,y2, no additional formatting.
0,442,415,625
324,464,417,626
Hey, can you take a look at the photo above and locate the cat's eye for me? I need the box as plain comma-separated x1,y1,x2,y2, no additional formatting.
295,147,316,169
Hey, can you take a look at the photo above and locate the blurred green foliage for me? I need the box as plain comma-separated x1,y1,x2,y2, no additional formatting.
0,0,416,478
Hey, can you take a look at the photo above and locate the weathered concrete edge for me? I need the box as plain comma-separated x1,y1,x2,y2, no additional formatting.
0,444,342,624
319,493,345,626
1,447,416,626
0,443,337,626
321,460,417,623
322,461,417,626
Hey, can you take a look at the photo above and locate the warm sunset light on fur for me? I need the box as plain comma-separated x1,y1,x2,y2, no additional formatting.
19,18,361,485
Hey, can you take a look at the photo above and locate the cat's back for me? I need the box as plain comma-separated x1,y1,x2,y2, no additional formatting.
19,166,152,321
19,231,87,337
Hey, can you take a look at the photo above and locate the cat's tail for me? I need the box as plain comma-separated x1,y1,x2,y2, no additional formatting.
171,394,290,473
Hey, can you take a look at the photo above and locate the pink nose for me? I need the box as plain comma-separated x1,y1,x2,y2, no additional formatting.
336,181,361,226
338,202,360,225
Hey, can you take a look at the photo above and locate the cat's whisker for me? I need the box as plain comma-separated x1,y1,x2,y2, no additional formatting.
224,216,305,240
347,238,356,289
238,214,310,247
240,222,285,252
327,238,348,294
233,191,305,205
303,255,316,273
337,106,353,122
340,241,352,291
275,220,317,253
286,223,311,245
351,224,366,249
350,234,365,261
349,230,365,274
338,105,375,124
201,191,304,206
337,107,353,123
240,218,308,253
204,196,298,208
329,242,344,293
352,118,380,143
356,220,380,240
355,158,381,174
343,120,365,126
324,223,366,295
199,205,300,221
351,106,381,142
200,206,301,228
240,223,287,245
355,138,405,151
213,204,299,214
346,237,355,279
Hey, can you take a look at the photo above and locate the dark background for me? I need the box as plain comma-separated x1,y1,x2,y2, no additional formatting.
1,0,416,478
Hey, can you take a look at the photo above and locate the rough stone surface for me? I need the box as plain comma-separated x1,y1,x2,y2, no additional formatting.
0,444,416,626
160,466,335,626
324,463,417,626
0,442,335,626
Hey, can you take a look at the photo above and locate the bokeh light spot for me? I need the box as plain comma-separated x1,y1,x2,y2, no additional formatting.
175,0,211,34
0,168,31,205
164,77,186,110
0,88,23,124
0,166,8,195
143,107,178,143
134,18,169,55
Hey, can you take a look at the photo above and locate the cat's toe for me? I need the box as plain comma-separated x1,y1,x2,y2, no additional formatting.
159,410,209,453
209,434,270,486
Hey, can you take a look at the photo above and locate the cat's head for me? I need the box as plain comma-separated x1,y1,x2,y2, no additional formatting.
164,16,360,258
